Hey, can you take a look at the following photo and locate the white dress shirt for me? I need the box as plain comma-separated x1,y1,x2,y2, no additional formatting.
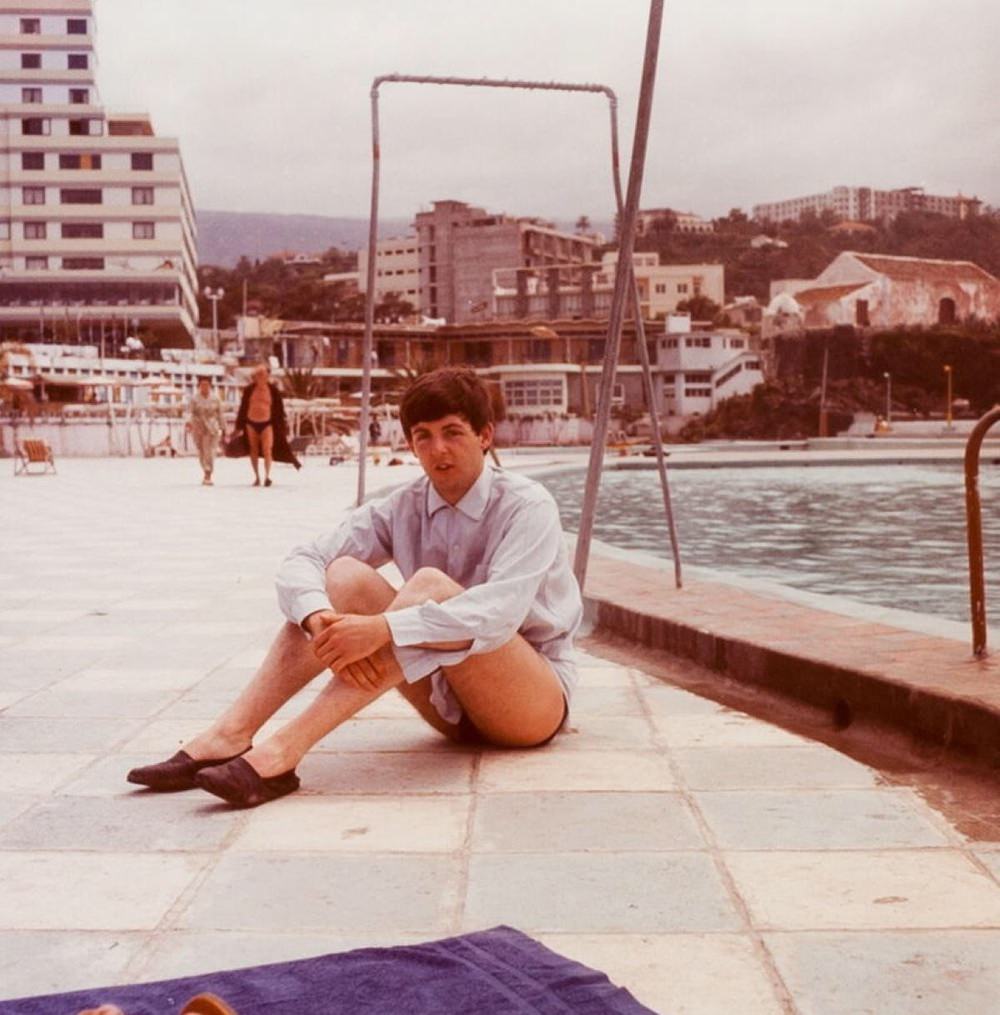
275,463,582,723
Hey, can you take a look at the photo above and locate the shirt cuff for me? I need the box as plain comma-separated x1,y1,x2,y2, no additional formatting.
287,590,332,629
385,605,432,647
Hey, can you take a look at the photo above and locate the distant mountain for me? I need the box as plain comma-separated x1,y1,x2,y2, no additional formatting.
195,209,616,268
195,210,413,267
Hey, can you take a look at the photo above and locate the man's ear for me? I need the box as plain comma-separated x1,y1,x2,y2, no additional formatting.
479,422,495,451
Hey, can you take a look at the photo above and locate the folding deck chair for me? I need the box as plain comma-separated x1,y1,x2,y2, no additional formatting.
14,437,56,476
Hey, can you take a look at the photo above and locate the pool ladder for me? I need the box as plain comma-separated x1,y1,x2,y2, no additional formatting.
965,406,1000,656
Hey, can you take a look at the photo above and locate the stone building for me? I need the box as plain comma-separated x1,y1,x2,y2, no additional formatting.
764,252,1000,337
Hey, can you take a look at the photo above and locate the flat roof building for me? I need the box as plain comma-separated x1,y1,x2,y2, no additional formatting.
414,200,599,324
0,0,198,348
753,186,981,225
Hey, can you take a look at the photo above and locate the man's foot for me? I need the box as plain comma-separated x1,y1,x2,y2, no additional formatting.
126,747,249,792
194,756,300,808
252,477,260,487
182,992,241,1015
264,477,273,487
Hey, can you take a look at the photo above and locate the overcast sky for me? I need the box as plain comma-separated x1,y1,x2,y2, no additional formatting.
94,0,999,223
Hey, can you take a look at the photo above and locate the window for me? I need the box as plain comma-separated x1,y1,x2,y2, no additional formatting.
503,379,564,409
22,118,50,136
69,118,101,136
663,337,678,349
133,221,155,239
23,222,46,239
22,187,45,205
685,387,712,398
25,256,48,270
59,153,102,170
69,88,89,105
21,87,42,104
21,53,41,69
855,299,870,327
0,222,9,241
63,257,104,270
67,18,88,34
654,283,666,294
132,186,154,206
62,222,103,239
20,18,41,34
60,188,102,204
677,283,689,294
130,152,153,170
21,152,44,170
67,53,88,69
686,372,712,383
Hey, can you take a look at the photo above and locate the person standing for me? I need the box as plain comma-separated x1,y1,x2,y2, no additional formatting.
187,377,225,486
233,363,301,486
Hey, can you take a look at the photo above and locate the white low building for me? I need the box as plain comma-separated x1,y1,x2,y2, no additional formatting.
653,314,763,424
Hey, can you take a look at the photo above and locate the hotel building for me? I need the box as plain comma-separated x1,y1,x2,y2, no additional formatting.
753,185,981,225
0,0,198,347
356,235,419,307
414,200,599,324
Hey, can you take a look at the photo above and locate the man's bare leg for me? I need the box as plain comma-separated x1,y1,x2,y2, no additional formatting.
240,566,566,777
183,558,396,762
246,427,261,484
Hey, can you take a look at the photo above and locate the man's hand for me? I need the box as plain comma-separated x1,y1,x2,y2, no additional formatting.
310,612,392,672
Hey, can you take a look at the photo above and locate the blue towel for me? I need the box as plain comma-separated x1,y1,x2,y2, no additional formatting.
0,926,657,1014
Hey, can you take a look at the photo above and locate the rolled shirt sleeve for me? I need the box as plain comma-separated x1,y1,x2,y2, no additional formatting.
275,497,395,626
384,497,562,656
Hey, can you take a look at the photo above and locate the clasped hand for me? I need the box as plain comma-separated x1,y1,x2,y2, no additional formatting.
307,610,393,690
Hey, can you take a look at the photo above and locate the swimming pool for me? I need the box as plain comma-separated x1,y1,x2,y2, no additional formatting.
541,462,1000,623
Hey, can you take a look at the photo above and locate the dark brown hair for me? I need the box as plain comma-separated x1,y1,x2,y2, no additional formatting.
400,367,492,439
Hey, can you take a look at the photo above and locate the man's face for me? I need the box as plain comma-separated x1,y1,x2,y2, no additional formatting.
408,413,492,505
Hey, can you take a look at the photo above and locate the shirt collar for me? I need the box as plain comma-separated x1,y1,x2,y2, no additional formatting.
426,462,495,520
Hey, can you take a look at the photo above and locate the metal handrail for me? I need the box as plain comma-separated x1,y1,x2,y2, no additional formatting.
964,405,1000,657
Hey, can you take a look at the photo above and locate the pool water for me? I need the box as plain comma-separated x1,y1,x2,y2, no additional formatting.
542,463,1000,623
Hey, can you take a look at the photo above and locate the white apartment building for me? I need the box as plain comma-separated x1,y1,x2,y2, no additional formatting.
0,0,198,347
753,185,981,225
653,314,763,421
357,235,419,306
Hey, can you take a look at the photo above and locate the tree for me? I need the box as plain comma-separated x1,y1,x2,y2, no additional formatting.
676,294,721,322
575,215,592,235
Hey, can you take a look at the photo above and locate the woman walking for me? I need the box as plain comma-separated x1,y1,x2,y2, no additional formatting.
232,363,301,485
187,377,225,485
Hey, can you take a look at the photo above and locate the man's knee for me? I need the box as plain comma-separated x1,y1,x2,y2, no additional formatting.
324,557,391,613
404,567,462,604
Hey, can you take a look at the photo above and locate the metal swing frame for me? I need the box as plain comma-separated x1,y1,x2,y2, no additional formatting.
357,0,680,591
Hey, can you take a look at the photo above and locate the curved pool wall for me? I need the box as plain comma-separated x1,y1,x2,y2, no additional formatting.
539,460,1000,627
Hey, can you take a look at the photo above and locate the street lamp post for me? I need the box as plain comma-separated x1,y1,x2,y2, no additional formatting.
883,371,892,426
203,287,224,355
944,364,953,429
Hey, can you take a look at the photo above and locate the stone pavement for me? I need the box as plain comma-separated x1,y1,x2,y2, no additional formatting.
2,456,1000,1013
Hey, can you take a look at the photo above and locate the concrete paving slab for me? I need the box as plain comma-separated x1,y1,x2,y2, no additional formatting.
472,792,703,852
233,796,470,853
464,852,741,933
0,716,145,753
177,854,460,934
0,931,148,1000
694,788,952,850
478,748,675,793
295,750,475,796
0,851,206,930
0,793,244,852
764,930,1000,1015
539,932,786,1015
726,850,1000,930
672,745,879,790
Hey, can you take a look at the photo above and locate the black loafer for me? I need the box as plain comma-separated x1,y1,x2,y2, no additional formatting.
126,749,249,792
194,756,300,808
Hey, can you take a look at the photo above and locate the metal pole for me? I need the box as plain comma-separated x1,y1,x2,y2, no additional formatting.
819,343,829,437
884,371,891,425
945,365,953,428
574,0,664,589
357,85,380,505
964,405,1000,657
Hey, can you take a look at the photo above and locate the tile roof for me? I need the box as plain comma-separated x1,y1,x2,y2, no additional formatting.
850,253,999,285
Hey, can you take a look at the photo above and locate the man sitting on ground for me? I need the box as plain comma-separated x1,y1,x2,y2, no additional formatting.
128,367,582,807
